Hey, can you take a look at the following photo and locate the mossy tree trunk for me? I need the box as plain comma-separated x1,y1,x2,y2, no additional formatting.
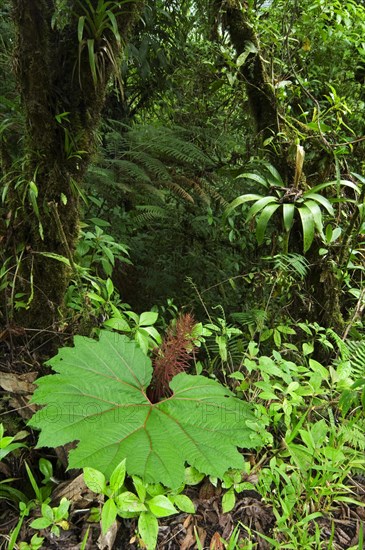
214,0,279,144
2,0,141,334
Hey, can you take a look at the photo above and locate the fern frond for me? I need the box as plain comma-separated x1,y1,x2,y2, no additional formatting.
264,253,310,279
87,121,219,204
231,309,268,331
164,181,194,203
337,417,365,452
200,178,228,207
347,339,365,378
108,159,152,184
127,151,170,182
326,329,351,361
130,205,167,226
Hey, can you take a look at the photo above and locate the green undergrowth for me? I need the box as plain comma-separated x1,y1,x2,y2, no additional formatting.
2,310,364,549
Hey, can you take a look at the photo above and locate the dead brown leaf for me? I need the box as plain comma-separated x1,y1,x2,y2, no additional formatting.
0,372,37,394
180,525,196,550
210,531,224,549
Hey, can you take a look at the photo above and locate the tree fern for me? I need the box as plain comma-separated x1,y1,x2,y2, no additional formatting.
86,120,218,205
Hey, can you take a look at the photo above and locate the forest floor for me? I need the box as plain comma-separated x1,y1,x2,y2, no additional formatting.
0,342,364,550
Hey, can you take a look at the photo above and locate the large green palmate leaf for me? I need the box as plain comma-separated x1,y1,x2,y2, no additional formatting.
29,332,268,488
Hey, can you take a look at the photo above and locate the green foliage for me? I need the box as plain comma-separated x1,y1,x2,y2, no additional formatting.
30,331,269,488
2,1,365,547
0,425,29,505
225,161,360,252
84,459,195,548
30,497,70,537
87,121,215,202
0,423,28,461
7,458,59,550
103,308,161,353
76,219,130,277
76,0,129,88
18,534,44,550
220,467,255,514
335,339,365,415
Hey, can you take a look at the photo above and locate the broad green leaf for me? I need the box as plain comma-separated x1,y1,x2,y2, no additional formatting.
30,517,52,530
235,173,268,187
302,342,314,356
263,163,284,186
282,203,295,233
78,16,86,42
39,458,53,481
222,487,236,513
325,224,333,243
303,199,324,235
139,311,158,326
101,246,115,266
132,476,147,502
236,42,258,67
247,196,278,221
184,467,205,486
135,329,150,354
256,203,281,244
54,498,70,522
101,498,117,534
331,227,342,242
86,291,105,303
172,494,195,514
30,332,267,489
145,483,165,497
138,511,159,550
140,325,161,344
109,459,126,494
307,179,360,195
273,329,281,348
103,316,131,331
277,325,296,335
224,194,263,219
41,503,54,522
84,468,107,494
302,192,334,215
106,11,121,45
105,278,114,299
115,491,147,513
125,310,139,323
308,359,329,379
351,172,365,185
298,206,315,252
147,495,177,517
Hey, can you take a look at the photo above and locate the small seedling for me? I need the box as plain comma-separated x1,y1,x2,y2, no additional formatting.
84,459,195,550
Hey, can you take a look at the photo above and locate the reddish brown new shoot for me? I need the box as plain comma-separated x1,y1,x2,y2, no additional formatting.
148,313,197,402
